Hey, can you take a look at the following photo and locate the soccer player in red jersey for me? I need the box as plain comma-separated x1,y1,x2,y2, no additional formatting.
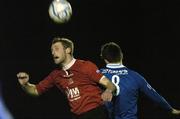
17,37,116,119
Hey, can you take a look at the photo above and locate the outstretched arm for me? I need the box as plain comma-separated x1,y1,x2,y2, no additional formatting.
138,76,180,115
17,72,39,96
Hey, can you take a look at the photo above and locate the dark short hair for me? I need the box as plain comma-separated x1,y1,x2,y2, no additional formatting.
101,42,123,63
52,37,74,55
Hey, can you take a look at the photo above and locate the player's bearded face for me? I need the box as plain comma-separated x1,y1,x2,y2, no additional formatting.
51,42,66,65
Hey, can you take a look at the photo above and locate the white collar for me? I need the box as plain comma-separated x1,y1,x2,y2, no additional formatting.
62,58,76,70
106,63,125,69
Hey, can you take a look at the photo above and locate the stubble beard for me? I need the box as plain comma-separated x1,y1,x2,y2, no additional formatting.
54,58,65,68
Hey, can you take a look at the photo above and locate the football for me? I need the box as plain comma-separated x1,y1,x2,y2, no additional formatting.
48,0,72,24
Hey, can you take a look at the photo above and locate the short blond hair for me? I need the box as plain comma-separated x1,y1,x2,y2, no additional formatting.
52,37,74,55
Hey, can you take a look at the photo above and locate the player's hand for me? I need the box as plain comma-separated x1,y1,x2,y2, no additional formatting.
171,108,180,115
17,72,29,86
101,89,113,102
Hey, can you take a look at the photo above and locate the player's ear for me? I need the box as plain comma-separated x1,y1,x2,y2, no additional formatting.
66,47,71,54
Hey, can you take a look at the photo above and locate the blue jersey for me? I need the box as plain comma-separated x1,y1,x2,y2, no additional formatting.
99,64,172,119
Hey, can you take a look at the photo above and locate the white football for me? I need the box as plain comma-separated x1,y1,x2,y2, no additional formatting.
48,0,72,24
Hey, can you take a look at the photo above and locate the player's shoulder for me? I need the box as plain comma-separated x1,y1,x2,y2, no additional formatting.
127,68,139,75
98,67,108,73
127,68,145,80
76,59,97,66
49,68,62,76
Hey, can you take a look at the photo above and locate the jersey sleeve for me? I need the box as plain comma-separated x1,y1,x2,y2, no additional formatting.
137,73,173,111
36,71,56,95
86,61,104,83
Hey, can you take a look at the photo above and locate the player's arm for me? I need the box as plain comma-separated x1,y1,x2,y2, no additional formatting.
99,76,116,101
138,75,180,115
17,72,39,96
141,82,180,115
139,78,172,111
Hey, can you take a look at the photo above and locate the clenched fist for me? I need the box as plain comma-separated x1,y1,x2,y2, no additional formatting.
17,72,29,86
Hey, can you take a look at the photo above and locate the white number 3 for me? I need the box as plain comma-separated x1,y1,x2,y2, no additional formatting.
111,75,120,96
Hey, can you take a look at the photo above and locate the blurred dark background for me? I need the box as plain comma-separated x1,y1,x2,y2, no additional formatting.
1,0,180,119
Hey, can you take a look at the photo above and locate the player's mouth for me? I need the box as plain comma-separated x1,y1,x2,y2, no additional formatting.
54,56,59,59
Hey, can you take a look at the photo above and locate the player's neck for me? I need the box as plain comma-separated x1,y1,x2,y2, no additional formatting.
62,55,75,70
63,57,72,66
105,60,122,65
108,62,122,65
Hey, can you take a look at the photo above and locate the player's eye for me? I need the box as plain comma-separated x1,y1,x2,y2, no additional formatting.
55,47,59,51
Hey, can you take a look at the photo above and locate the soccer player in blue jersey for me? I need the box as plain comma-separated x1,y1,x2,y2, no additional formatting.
99,42,180,119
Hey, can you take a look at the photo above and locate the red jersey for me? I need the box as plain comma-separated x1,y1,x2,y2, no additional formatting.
36,59,104,115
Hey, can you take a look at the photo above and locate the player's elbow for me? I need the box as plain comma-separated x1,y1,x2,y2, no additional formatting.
99,76,116,92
